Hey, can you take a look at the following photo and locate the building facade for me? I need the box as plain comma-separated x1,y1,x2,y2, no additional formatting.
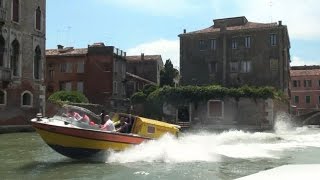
0,0,46,125
290,66,320,115
126,53,163,85
46,43,127,108
179,16,290,94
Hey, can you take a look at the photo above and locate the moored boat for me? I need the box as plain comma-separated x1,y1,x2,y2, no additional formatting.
31,105,180,159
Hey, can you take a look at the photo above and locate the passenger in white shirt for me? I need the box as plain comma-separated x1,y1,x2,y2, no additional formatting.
100,115,115,131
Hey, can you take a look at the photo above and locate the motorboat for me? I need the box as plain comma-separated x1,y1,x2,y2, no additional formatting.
31,105,180,159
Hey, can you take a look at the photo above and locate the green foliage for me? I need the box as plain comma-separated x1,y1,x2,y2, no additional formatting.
130,85,287,118
48,91,89,104
130,91,147,104
160,59,179,87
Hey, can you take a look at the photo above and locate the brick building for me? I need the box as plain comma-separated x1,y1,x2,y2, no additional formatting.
126,53,163,85
0,0,46,125
290,66,320,115
179,16,290,94
46,43,127,109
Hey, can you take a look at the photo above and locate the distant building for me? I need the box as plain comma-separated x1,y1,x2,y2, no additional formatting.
46,43,127,110
126,53,163,85
179,16,291,94
0,0,46,125
290,66,320,115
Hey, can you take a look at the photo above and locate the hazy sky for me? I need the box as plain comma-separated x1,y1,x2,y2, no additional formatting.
47,0,320,68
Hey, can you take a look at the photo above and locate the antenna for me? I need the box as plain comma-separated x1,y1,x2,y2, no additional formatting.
269,0,273,22
66,26,72,46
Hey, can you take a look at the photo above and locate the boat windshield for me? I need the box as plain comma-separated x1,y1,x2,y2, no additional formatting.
52,105,101,129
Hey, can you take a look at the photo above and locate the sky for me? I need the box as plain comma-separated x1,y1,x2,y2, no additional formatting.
46,0,320,68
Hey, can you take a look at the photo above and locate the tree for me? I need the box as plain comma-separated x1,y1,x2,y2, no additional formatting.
48,91,89,104
160,59,179,87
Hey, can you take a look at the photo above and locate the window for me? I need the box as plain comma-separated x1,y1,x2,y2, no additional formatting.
304,80,312,87
66,63,72,73
293,80,301,87
34,46,41,80
11,39,20,77
207,100,224,118
49,70,54,80
0,90,6,105
21,91,33,107
270,34,277,46
210,39,216,50
318,80,320,87
294,96,299,104
199,40,205,50
0,36,4,67
59,81,72,91
35,7,41,30
245,36,251,48
103,63,111,72
60,63,66,72
12,0,19,22
229,62,238,72
306,96,311,104
77,61,84,73
232,39,237,49
240,61,252,73
77,81,83,93
122,63,126,78
113,81,118,94
208,62,218,73
318,96,320,104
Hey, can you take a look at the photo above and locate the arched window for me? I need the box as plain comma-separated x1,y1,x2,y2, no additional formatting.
21,91,33,107
0,36,4,67
35,6,41,30
34,46,41,79
0,89,6,105
12,0,19,22
11,39,20,76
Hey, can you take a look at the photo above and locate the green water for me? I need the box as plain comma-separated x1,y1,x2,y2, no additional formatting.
1,125,320,179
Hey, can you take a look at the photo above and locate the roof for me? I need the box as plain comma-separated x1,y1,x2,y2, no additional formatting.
290,69,320,76
126,72,156,85
46,48,88,56
180,22,279,36
126,55,162,62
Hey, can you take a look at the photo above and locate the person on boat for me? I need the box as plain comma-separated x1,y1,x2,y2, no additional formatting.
99,109,105,124
100,115,115,131
116,117,130,133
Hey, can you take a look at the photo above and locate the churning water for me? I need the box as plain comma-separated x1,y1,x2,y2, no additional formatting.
2,112,320,179
108,113,320,164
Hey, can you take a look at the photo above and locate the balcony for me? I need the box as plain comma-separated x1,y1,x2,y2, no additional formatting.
0,8,6,24
0,67,11,82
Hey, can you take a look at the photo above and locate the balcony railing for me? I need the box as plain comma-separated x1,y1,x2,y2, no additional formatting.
0,67,11,82
0,8,6,23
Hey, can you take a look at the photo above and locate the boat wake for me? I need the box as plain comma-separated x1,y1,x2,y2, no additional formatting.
106,114,320,164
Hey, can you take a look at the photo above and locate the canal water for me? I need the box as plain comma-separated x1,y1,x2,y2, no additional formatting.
1,118,320,180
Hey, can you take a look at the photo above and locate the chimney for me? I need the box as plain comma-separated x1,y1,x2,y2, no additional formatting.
57,44,64,49
278,20,282,26
141,53,144,61
183,29,186,33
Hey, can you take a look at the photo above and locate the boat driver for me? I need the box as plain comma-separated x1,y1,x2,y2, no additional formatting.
116,117,130,133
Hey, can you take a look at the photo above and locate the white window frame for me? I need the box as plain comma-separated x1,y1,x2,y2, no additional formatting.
210,39,216,50
229,62,238,72
66,62,72,73
207,100,224,119
11,0,20,24
0,89,7,106
77,61,84,73
65,82,72,91
245,36,251,48
270,33,277,46
240,61,252,73
21,90,33,108
199,40,205,51
232,38,237,49
77,81,83,93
